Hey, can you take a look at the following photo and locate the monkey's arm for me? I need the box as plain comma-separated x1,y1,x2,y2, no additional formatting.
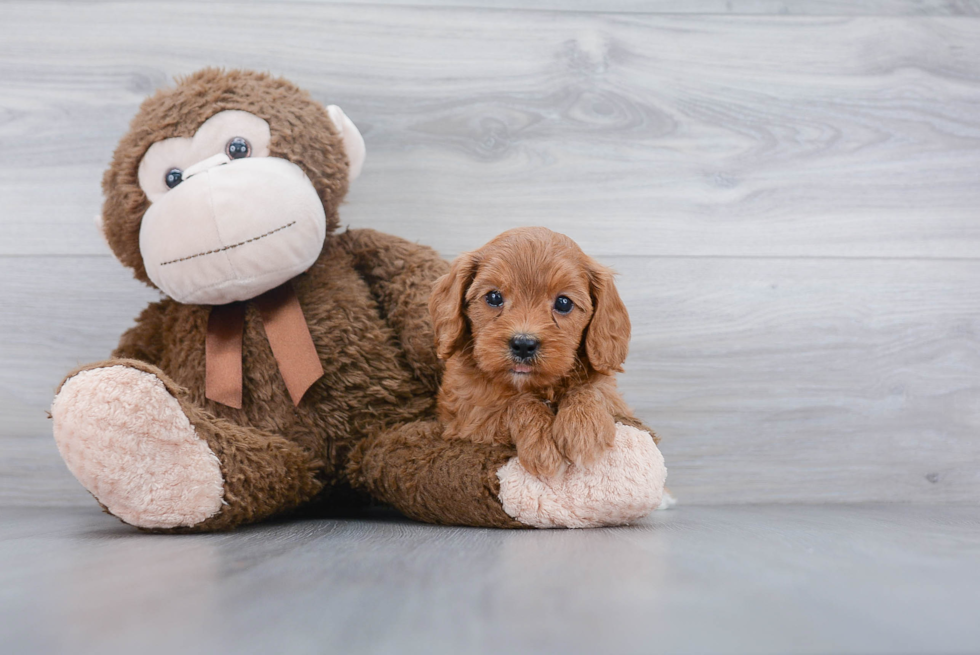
347,417,666,529
346,420,525,528
111,302,168,365
339,228,449,392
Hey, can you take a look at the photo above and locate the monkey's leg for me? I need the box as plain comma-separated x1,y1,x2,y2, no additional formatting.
51,360,322,532
346,421,525,528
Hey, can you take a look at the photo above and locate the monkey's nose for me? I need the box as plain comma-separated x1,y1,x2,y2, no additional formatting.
509,334,539,360
182,153,232,180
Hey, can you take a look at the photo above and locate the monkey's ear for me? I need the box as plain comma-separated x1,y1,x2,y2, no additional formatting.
429,252,480,360
326,105,366,182
93,213,110,248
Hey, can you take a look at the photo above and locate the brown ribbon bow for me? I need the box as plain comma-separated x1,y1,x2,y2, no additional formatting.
205,282,324,409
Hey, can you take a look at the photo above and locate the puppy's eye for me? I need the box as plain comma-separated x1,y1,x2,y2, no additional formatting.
485,290,504,307
226,137,251,159
554,296,573,314
165,168,183,189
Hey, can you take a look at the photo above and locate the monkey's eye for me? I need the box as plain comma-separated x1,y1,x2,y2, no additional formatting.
226,137,251,159
485,290,504,307
554,296,573,314
164,168,183,189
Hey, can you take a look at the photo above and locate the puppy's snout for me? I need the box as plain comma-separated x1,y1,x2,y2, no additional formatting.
509,334,540,360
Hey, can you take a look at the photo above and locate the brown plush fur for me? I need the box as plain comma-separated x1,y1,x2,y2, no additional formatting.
102,69,350,286
347,421,524,528
67,70,520,531
430,228,655,479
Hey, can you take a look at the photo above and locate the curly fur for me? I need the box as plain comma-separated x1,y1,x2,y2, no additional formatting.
429,227,656,479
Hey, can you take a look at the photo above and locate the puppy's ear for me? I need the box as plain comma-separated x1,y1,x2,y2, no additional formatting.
584,260,631,375
429,251,480,360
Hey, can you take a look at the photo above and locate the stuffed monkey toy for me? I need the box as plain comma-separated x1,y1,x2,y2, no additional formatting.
51,69,665,532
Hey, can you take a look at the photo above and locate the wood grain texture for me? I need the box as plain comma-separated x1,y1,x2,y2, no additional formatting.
2,255,977,505
16,0,979,15
1,4,979,258
289,0,980,14
616,256,980,504
2,505,980,654
0,1,978,507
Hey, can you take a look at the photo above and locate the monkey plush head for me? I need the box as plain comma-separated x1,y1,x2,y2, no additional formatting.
100,68,365,304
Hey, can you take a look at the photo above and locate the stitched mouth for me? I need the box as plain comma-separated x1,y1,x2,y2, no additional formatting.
159,221,297,266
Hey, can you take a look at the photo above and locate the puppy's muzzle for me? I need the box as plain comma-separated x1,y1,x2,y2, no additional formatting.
509,334,539,362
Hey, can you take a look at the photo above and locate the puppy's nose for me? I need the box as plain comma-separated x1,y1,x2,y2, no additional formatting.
509,334,539,360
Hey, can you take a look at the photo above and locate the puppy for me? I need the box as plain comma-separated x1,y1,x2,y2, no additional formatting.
429,227,655,479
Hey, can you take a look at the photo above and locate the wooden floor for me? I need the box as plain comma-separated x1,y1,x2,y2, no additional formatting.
1,504,978,655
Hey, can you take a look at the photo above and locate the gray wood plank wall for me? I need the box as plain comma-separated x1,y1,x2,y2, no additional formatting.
1,1,977,506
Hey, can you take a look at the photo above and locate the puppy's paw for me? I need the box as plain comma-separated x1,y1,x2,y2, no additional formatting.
552,405,616,469
498,423,666,528
516,433,565,480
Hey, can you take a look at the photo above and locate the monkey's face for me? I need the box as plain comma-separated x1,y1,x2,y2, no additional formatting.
100,69,366,305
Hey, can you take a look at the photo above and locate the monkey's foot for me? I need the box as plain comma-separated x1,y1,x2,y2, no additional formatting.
496,423,666,528
52,365,225,529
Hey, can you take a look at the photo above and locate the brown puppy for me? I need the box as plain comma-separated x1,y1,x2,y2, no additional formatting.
430,227,652,478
